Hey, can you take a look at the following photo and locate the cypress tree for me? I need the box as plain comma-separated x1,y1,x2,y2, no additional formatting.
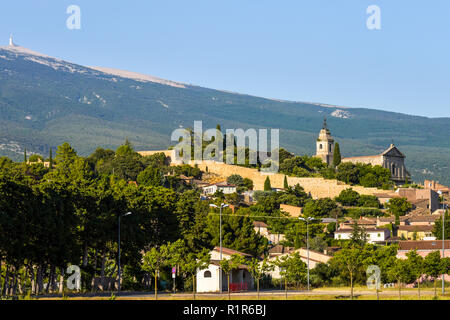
283,175,288,189
264,176,272,191
49,148,53,169
24,148,27,163
333,142,341,168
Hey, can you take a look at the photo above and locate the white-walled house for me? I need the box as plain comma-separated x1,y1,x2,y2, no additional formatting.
334,228,390,243
196,247,254,293
253,221,285,245
202,182,237,195
266,248,331,279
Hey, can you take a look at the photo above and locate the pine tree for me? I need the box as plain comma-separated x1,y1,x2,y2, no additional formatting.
283,175,288,189
264,176,272,191
333,142,341,168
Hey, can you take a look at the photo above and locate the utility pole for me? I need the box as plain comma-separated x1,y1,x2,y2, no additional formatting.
299,217,315,291
210,203,228,292
443,207,447,295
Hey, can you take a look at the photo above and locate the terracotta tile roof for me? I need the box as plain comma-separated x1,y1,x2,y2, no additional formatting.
398,240,450,251
268,245,295,254
213,246,252,257
210,260,249,269
335,228,389,234
408,215,440,222
398,225,434,232
253,221,268,228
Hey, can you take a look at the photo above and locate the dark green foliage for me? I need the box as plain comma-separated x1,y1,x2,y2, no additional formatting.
264,176,272,191
283,175,288,189
137,166,163,187
303,198,338,218
332,142,341,168
0,47,450,186
335,188,359,206
205,212,268,257
173,164,202,179
386,197,412,223
335,188,381,209
432,210,449,240
336,162,392,188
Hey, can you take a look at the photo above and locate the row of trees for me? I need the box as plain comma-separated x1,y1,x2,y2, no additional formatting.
324,244,450,299
0,142,268,297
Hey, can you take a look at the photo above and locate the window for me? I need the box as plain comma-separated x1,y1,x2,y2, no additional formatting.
329,144,332,152
204,271,212,278
319,144,323,150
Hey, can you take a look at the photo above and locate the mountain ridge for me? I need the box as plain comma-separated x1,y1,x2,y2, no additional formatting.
0,43,449,185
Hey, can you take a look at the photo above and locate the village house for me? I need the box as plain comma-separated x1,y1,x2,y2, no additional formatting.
377,214,440,227
334,228,390,243
338,217,378,230
253,221,286,245
266,248,331,279
397,240,450,259
397,225,435,240
202,181,237,195
396,188,440,214
196,247,254,293
423,180,450,197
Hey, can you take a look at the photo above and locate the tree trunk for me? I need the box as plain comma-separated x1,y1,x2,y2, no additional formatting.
11,269,17,296
2,264,9,296
59,267,65,294
192,275,196,300
100,252,106,291
285,278,287,300
257,279,260,300
350,273,354,300
227,274,230,300
83,244,88,267
46,266,52,294
91,249,98,292
434,278,437,296
37,265,44,294
154,270,158,300
398,280,401,300
417,278,420,300
30,266,35,295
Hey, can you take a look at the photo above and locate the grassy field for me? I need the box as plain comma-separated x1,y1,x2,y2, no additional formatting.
33,287,450,301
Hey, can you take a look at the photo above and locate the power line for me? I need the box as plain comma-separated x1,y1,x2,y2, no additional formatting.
207,211,325,221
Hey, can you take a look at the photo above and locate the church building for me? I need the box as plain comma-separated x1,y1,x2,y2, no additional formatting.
315,118,411,184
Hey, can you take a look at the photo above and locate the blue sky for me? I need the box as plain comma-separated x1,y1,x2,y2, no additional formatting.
1,1,449,118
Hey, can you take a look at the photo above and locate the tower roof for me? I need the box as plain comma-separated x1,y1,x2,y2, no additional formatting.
322,116,328,130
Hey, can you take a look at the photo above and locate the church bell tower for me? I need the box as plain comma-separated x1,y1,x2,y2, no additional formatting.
315,117,334,166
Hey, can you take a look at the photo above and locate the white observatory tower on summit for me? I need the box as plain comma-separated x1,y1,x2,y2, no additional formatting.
9,34,16,46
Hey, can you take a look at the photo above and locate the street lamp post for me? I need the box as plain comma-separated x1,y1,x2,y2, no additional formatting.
210,203,228,292
118,212,132,293
210,203,228,260
299,217,315,291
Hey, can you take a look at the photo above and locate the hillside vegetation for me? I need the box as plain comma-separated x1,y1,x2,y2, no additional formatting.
0,46,449,185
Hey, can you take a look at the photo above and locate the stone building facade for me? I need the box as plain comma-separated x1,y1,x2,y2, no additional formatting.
313,118,411,184
341,144,411,184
